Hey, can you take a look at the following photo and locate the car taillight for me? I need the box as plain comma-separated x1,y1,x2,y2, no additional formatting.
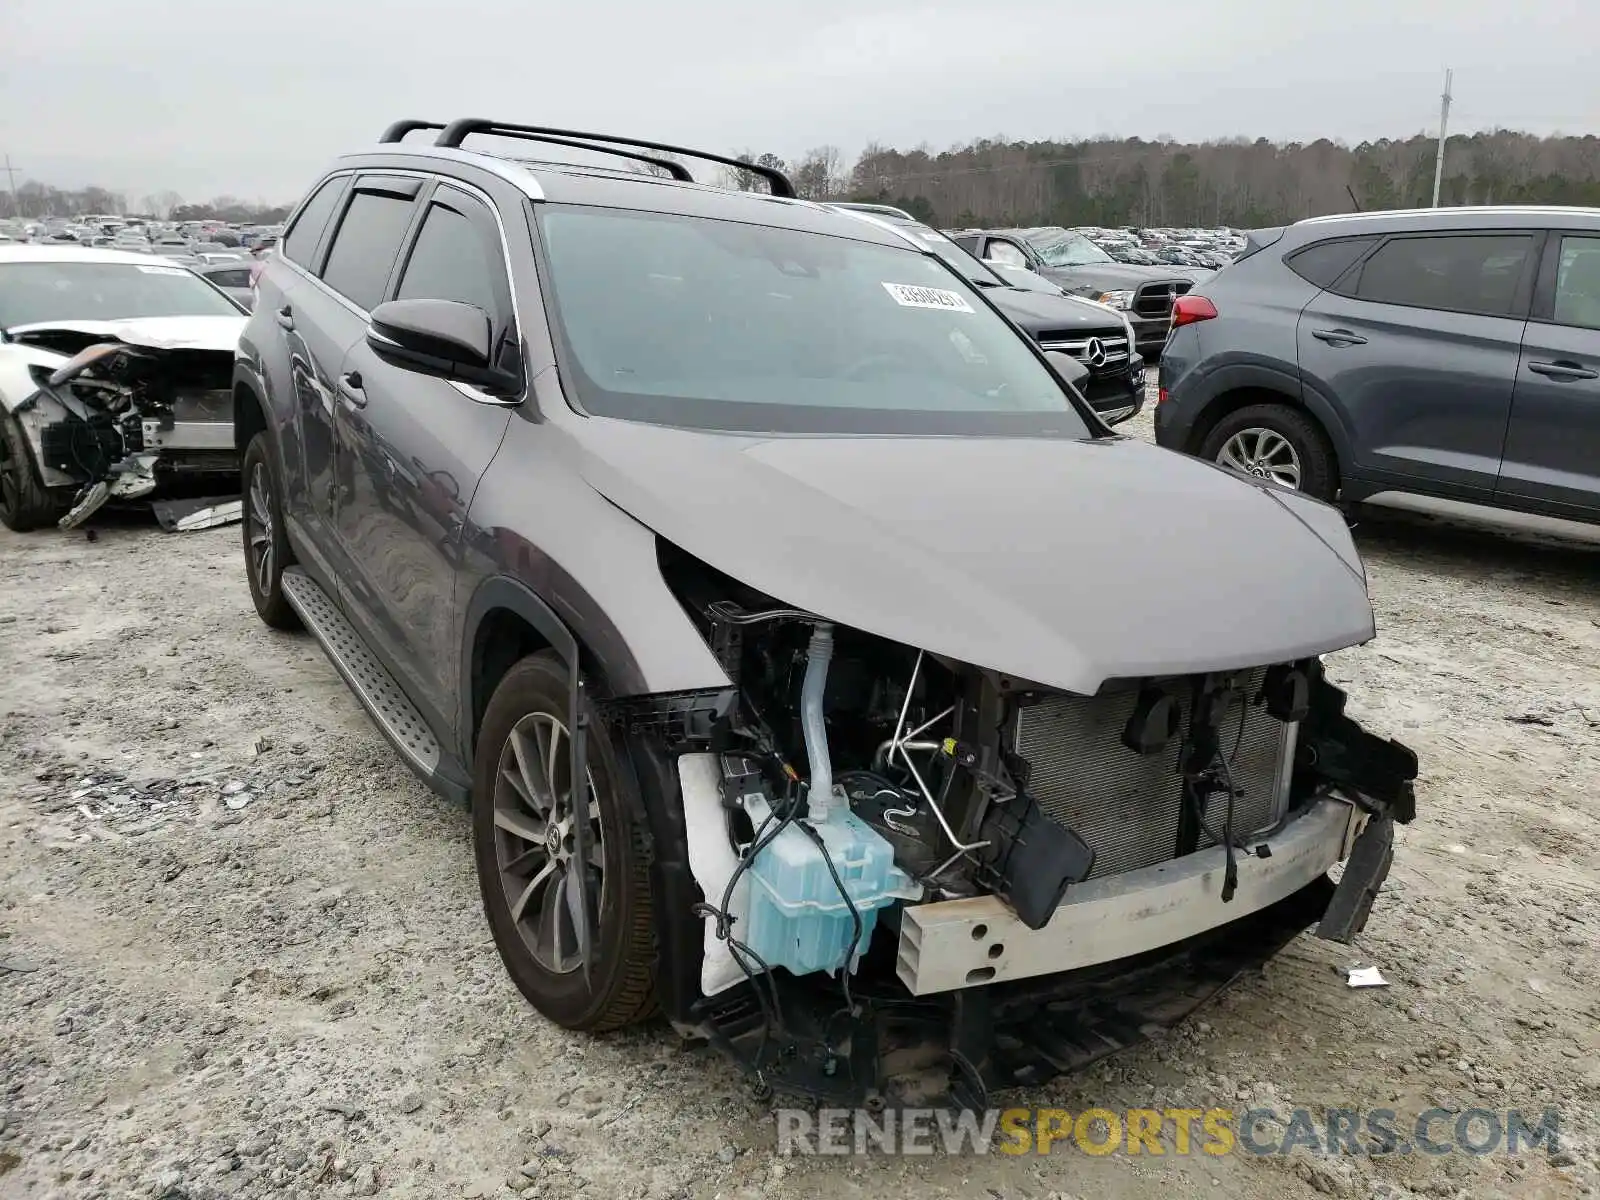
1158,387,1169,405
1171,295,1218,328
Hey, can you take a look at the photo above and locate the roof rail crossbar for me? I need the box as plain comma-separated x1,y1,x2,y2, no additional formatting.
379,118,693,182
457,128,695,182
379,119,447,144
432,119,798,197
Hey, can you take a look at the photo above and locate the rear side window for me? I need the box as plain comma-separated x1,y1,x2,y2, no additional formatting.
394,194,510,332
1346,234,1533,317
320,191,417,311
1286,237,1375,288
281,177,345,268
210,269,250,288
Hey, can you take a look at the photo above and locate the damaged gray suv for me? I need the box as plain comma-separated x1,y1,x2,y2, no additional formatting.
234,118,1417,1107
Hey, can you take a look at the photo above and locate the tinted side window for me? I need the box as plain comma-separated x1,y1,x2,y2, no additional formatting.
211,269,250,288
1348,234,1532,317
320,191,417,311
1286,237,1375,288
281,177,345,268
1552,236,1600,331
394,195,509,330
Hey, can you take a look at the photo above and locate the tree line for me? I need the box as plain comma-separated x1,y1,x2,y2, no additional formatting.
8,128,1600,230
735,130,1600,229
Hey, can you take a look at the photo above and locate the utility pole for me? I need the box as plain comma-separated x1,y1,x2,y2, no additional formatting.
1431,68,1453,208
2,155,20,219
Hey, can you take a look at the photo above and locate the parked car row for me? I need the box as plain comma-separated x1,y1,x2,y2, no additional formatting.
1082,225,1244,273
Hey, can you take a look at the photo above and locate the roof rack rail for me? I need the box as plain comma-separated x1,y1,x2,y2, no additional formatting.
379,119,694,182
378,118,797,198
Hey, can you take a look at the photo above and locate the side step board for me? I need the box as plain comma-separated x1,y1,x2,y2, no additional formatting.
280,567,467,801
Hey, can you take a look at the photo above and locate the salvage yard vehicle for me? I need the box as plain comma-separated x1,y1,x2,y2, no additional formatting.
235,117,1417,1108
0,245,247,531
828,203,1148,424
1158,206,1600,540
945,226,1194,358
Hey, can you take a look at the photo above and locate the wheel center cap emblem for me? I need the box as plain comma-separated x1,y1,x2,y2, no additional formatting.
546,823,563,856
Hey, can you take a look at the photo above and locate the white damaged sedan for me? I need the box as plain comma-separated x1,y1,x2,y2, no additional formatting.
0,245,246,531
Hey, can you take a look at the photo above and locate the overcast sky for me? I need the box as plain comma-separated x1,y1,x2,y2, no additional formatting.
2,0,1596,206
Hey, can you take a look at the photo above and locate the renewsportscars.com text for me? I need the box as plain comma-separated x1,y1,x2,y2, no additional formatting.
775,1106,1563,1158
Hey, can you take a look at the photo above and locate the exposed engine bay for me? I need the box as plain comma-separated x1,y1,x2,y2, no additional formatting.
6,323,239,529
608,544,1419,1107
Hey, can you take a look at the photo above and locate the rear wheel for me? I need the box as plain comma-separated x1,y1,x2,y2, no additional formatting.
472,652,657,1032
241,432,300,630
1199,403,1338,502
0,412,65,532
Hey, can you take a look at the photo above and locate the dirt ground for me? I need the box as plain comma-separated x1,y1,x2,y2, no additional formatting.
2,401,1598,1200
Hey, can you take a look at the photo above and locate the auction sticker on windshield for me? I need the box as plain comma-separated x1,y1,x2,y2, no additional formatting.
136,265,188,276
882,282,975,313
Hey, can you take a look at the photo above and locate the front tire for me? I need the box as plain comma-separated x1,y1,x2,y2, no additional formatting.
0,412,65,532
472,652,657,1032
241,432,300,630
1199,403,1338,502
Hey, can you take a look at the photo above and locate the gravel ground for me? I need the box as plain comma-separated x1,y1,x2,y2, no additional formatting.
2,398,1599,1200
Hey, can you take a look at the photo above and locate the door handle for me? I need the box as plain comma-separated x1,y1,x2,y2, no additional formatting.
1311,328,1367,346
274,305,294,330
1527,360,1598,381
338,371,367,407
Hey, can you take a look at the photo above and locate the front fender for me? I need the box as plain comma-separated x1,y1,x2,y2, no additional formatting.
0,346,88,489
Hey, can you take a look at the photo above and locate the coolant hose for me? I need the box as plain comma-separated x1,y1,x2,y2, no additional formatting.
801,623,836,821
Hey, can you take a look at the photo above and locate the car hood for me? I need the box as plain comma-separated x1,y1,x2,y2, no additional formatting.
986,288,1126,334
1038,262,1191,291
572,420,1375,694
5,315,245,354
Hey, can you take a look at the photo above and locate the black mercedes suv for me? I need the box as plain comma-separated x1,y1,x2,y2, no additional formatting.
232,117,1414,1108
947,226,1193,358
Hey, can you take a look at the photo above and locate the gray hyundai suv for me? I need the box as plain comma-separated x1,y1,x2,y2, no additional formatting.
234,117,1414,1108
1157,206,1600,541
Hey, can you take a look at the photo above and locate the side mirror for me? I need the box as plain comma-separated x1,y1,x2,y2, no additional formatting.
1044,349,1091,393
366,299,519,395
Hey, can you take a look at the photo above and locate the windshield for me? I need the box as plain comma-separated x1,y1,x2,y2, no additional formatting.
0,261,242,328
1017,228,1115,268
536,206,1091,437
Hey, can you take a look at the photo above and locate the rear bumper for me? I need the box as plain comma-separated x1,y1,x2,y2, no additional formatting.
897,796,1364,995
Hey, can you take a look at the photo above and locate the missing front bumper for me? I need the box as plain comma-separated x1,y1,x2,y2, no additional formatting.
896,797,1362,996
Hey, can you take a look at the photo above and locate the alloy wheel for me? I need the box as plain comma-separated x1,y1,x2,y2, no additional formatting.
245,462,274,594
492,712,603,975
1217,427,1303,489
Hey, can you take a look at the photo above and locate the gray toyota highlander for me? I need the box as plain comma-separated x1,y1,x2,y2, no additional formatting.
1158,206,1600,541
234,117,1416,1108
